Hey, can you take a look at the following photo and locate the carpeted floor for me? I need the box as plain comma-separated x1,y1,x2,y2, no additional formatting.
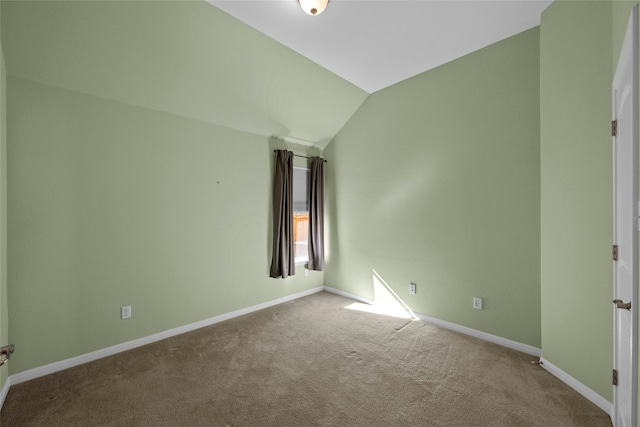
1,291,612,426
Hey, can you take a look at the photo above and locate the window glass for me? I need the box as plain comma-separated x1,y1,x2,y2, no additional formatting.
293,167,309,263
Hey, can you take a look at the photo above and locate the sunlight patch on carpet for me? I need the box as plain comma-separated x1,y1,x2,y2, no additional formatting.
372,269,418,320
344,270,418,320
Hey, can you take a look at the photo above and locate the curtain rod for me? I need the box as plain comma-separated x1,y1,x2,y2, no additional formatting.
273,150,327,163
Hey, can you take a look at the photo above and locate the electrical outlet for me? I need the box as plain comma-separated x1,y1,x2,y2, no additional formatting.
121,306,132,319
473,297,483,310
409,283,417,295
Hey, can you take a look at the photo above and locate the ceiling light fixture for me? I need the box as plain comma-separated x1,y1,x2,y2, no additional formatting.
298,0,329,16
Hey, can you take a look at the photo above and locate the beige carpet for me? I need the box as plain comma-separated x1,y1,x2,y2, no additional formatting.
1,291,611,426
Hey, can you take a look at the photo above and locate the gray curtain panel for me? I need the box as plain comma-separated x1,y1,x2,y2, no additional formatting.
308,156,325,271
270,150,295,278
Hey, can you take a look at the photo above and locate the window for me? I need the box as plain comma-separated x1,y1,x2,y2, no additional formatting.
293,166,309,263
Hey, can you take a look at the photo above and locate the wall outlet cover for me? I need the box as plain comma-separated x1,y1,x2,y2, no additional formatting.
409,283,417,295
121,306,132,319
473,297,483,310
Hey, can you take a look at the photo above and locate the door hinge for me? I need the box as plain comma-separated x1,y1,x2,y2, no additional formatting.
613,244,619,261
613,369,618,386
612,120,618,137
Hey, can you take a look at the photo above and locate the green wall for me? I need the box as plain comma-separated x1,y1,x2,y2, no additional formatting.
540,1,615,401
0,2,7,392
0,0,360,377
324,28,542,347
1,1,367,148
6,76,323,374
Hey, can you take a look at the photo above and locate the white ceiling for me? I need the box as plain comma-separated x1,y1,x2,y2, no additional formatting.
208,0,552,94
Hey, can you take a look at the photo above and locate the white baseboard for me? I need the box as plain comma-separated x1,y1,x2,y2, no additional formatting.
414,312,542,357
323,286,375,305
323,286,541,356
0,376,10,409
539,357,613,417
9,286,324,386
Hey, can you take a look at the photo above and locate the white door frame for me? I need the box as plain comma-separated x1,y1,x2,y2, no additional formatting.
612,5,639,426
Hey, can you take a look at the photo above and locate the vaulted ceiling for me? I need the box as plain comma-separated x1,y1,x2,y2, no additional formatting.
210,0,552,94
1,1,550,148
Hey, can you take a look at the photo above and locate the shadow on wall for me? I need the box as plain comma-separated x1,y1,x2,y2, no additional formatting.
345,269,417,320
